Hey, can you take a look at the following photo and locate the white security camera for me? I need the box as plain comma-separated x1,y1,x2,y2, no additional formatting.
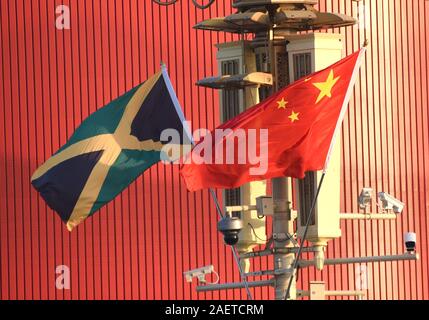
404,232,417,252
359,188,373,209
377,192,405,213
183,265,215,283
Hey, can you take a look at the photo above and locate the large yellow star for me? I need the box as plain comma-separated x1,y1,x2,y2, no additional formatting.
277,98,288,109
288,111,300,123
312,70,340,104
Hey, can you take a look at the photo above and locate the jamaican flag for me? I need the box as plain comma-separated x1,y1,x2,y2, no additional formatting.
31,67,192,231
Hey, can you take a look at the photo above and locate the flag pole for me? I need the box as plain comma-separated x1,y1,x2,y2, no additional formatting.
284,172,327,300
284,44,366,300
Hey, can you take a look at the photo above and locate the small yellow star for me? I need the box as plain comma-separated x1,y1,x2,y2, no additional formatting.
277,98,288,109
313,70,340,104
288,111,300,123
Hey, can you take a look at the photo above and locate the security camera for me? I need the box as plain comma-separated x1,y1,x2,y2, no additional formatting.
404,232,417,252
359,188,373,209
377,192,405,213
183,265,215,283
217,215,243,246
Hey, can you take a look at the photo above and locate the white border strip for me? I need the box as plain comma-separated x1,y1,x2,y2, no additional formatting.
323,48,366,172
161,64,194,145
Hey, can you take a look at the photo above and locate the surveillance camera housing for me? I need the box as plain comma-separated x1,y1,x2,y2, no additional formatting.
404,232,417,252
217,216,243,246
377,192,405,213
358,187,373,209
183,265,215,283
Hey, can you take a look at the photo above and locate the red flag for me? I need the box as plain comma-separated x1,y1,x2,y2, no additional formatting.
181,49,365,191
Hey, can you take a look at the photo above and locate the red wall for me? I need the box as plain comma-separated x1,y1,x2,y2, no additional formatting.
0,0,428,300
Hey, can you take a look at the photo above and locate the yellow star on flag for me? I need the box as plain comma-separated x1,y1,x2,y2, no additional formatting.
288,111,299,123
313,70,340,104
277,98,288,109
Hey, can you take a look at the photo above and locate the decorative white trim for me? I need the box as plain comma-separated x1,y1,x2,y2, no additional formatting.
161,65,194,145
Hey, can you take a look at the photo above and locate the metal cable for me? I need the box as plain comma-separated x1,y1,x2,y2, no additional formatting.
248,223,271,243
191,0,216,10
152,0,216,10
152,0,179,6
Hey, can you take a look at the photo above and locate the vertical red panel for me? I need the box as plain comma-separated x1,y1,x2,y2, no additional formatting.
0,0,8,301
337,0,429,301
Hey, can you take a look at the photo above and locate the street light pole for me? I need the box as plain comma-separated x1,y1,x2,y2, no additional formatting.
272,178,296,300
268,21,297,300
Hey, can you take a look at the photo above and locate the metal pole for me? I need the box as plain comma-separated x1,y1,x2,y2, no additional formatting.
197,279,275,292
298,252,419,268
339,213,398,220
272,178,295,300
267,18,297,300
284,173,327,299
297,290,366,298
225,205,257,213
244,267,293,278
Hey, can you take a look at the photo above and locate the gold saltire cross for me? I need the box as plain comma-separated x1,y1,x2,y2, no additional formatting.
32,72,165,231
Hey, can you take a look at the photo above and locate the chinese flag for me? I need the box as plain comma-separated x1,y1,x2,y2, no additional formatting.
181,49,365,191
